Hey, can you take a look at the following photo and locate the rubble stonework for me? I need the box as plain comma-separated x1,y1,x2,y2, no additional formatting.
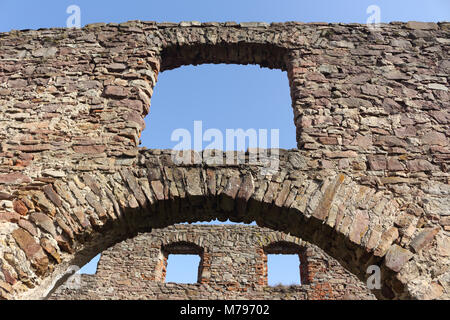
49,224,376,300
0,21,448,300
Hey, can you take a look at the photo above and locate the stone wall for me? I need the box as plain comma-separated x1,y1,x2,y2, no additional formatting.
0,21,448,300
49,224,375,300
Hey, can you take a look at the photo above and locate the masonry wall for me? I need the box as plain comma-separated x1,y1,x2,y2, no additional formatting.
49,225,375,300
0,21,448,300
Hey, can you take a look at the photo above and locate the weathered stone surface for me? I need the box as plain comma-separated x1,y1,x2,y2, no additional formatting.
73,145,106,154
380,177,411,185
384,70,410,80
374,136,407,148
368,155,387,171
387,158,404,171
31,192,56,216
436,234,450,257
85,192,107,218
288,152,308,170
121,170,147,207
406,21,438,30
49,225,375,300
236,174,255,214
0,173,31,185
313,174,345,221
30,212,57,237
32,47,57,58
150,180,165,201
13,200,28,215
375,227,399,257
410,228,440,253
40,238,61,263
0,211,20,223
384,245,413,272
42,169,66,178
15,144,51,152
0,21,447,301
323,150,358,158
0,192,14,200
103,86,129,98
349,210,370,245
184,169,203,197
421,131,447,146
81,174,102,196
407,159,435,172
12,228,48,275
427,83,448,91
18,219,37,236
107,63,127,72
42,185,62,207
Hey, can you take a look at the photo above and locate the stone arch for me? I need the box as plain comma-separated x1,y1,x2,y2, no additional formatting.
0,21,448,300
6,149,412,300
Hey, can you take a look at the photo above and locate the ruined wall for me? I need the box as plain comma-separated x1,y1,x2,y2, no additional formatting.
0,21,448,300
49,224,375,300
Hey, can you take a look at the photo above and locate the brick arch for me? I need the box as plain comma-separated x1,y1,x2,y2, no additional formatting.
0,21,448,300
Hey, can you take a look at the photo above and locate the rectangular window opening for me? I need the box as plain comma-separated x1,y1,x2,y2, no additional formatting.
267,254,301,287
165,254,201,284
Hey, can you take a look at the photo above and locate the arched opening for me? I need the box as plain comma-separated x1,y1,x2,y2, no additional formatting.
37,155,401,300
2,22,441,301
14,38,410,301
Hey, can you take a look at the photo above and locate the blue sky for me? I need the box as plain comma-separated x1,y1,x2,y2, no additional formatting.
2,0,447,289
0,0,448,32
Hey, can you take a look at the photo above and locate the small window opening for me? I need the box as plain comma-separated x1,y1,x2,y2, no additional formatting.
165,254,201,284
267,254,301,286
162,242,204,284
264,242,305,287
